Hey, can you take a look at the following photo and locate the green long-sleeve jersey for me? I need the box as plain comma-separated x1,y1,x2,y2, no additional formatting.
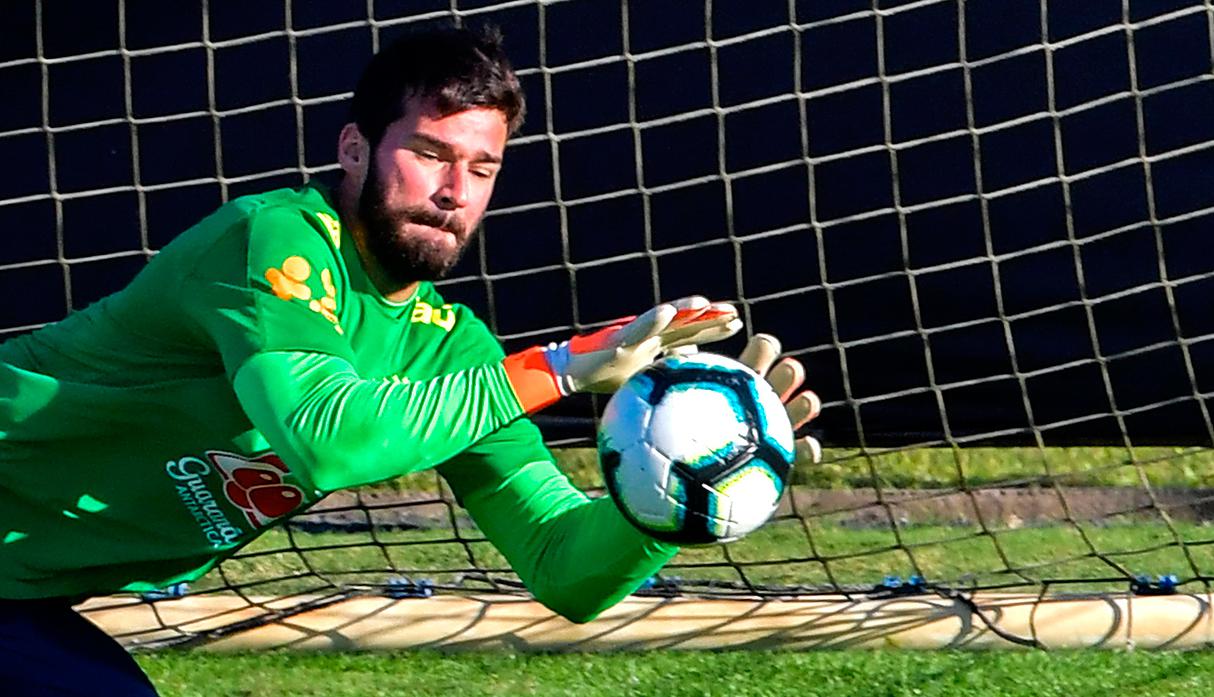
0,184,674,620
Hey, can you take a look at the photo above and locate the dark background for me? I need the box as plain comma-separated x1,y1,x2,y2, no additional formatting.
2,0,1213,448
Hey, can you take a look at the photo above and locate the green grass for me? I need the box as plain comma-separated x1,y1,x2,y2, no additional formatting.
137,649,1214,697
200,517,1214,598
545,446,1214,490
142,445,1214,695
197,440,1214,596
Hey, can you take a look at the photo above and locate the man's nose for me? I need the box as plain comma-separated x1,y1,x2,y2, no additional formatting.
435,164,470,210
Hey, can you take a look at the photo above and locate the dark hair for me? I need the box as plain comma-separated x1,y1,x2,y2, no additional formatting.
350,25,525,146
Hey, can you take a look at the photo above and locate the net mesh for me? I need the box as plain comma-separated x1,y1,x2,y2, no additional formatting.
4,0,1214,648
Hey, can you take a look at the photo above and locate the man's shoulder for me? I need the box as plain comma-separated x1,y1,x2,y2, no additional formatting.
122,183,353,353
232,183,343,249
155,183,339,262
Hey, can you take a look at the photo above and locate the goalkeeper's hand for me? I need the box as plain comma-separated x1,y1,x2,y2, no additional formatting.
504,296,742,413
737,334,823,466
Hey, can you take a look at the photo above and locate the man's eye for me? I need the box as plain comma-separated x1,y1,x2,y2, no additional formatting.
471,169,496,180
417,150,440,161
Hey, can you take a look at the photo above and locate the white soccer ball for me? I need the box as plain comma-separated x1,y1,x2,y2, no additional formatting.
597,352,796,545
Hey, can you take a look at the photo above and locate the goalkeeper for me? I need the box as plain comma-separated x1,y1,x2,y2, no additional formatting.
0,27,821,696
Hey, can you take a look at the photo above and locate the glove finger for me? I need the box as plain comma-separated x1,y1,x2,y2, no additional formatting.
676,316,743,347
666,299,733,328
667,296,711,315
738,334,782,377
784,389,821,430
604,292,708,344
795,435,823,466
767,357,806,402
693,301,737,324
667,307,709,331
615,303,677,348
659,296,713,335
662,311,741,349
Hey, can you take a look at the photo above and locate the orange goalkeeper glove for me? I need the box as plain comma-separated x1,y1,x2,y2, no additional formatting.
504,296,742,413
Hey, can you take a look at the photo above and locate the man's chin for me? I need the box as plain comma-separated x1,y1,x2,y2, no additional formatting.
379,246,464,283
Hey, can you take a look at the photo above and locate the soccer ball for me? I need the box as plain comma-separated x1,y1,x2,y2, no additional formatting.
597,352,796,545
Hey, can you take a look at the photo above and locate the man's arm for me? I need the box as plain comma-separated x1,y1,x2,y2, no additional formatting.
437,418,676,623
227,303,740,492
232,351,527,492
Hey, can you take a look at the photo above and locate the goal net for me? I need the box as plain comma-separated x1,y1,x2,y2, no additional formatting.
5,0,1214,650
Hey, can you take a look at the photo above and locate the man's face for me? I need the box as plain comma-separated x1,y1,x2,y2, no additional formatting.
358,97,508,285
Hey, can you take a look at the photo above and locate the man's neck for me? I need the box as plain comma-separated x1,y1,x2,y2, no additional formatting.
337,180,420,304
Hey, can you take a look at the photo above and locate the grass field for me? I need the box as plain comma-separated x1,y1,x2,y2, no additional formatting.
136,649,1214,696
199,446,1214,597
375,446,1214,493
200,516,1214,598
133,447,1214,696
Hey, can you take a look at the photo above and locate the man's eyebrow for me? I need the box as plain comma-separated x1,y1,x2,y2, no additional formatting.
409,133,502,164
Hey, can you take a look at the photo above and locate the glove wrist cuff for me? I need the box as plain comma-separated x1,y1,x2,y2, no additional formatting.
503,345,565,413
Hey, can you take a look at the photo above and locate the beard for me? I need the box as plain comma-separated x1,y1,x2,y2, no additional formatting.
357,166,474,285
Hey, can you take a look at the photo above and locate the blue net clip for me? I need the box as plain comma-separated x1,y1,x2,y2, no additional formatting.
141,582,189,601
634,575,681,596
873,574,927,597
385,576,434,599
1131,573,1179,596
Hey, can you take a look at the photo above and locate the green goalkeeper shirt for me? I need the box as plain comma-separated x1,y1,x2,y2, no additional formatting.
0,184,673,620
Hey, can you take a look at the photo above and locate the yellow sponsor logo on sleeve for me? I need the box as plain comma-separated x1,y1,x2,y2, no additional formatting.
410,301,456,332
315,212,341,247
264,256,344,334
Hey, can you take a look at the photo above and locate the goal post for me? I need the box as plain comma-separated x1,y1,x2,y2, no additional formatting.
4,0,1214,650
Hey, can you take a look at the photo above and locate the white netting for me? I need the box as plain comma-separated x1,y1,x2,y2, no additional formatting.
4,0,1214,647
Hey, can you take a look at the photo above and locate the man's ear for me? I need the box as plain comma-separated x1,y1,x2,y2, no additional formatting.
338,123,370,175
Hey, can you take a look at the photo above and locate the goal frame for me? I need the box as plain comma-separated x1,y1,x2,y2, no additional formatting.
83,591,1214,651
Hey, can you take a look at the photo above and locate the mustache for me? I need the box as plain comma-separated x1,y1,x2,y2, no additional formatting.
389,205,467,237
